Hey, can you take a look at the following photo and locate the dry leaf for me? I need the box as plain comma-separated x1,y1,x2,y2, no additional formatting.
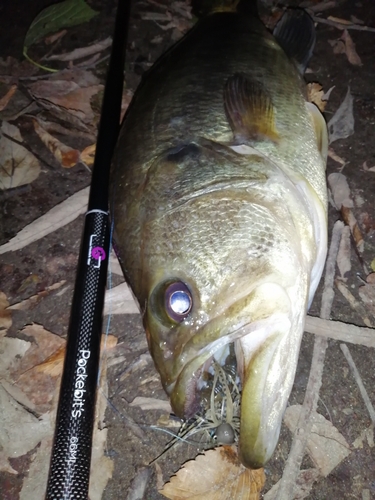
0,84,17,111
18,436,53,499
130,396,172,413
336,279,372,327
44,29,67,45
160,446,265,500
0,385,52,472
341,206,364,253
29,76,103,124
362,161,375,173
0,121,41,189
328,148,346,166
341,30,362,66
0,291,12,332
327,88,354,144
33,118,80,168
0,186,89,254
352,426,374,449
307,83,327,112
328,172,353,210
104,282,140,315
264,469,320,500
358,283,375,318
284,405,351,476
80,143,96,166
8,280,66,311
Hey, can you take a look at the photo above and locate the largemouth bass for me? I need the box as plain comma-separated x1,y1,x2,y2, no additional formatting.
110,1,328,468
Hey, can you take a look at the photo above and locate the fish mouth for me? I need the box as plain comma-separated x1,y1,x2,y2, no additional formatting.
168,283,302,469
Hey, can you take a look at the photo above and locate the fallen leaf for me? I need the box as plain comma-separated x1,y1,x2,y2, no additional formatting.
33,118,80,167
0,186,89,254
7,280,67,311
341,206,364,253
0,84,17,111
336,279,372,327
160,446,265,499
328,172,353,210
0,291,12,332
0,121,41,189
341,30,362,66
358,283,375,318
284,405,351,476
44,29,67,45
327,87,354,144
264,469,320,500
328,147,346,166
29,78,103,123
307,83,327,112
0,336,30,377
352,426,374,449
130,396,172,413
80,143,96,166
0,385,52,472
18,436,53,499
362,161,375,172
104,282,140,315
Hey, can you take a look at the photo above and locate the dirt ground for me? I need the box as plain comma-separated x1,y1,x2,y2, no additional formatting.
0,0,375,499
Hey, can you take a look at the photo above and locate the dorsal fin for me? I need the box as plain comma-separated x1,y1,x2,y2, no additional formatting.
224,73,279,144
273,8,316,74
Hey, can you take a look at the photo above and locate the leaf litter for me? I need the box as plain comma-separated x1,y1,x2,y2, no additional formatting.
1,0,375,498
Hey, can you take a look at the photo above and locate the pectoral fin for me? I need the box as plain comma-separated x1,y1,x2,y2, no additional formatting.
224,74,280,145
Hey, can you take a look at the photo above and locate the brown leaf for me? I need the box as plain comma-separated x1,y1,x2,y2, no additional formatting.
0,121,41,189
29,78,103,123
8,280,66,311
0,84,17,111
341,30,362,66
307,83,327,112
284,405,351,477
33,118,80,168
80,143,96,166
0,291,12,333
160,446,265,500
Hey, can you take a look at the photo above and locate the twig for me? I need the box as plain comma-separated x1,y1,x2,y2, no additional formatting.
340,344,375,424
305,316,375,348
312,15,375,32
275,220,343,500
304,1,337,13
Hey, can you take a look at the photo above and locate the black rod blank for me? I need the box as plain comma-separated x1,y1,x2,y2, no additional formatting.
46,1,131,497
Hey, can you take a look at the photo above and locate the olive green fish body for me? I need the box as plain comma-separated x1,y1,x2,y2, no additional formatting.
111,8,328,468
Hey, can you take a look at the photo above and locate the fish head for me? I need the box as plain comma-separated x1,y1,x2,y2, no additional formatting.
116,141,316,468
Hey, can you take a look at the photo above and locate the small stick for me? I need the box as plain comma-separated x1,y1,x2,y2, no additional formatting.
312,15,375,32
305,316,375,348
340,344,375,425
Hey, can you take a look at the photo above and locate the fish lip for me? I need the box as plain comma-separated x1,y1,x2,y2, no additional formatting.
169,313,288,418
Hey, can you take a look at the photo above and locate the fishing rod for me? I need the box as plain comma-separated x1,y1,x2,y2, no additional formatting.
45,0,131,497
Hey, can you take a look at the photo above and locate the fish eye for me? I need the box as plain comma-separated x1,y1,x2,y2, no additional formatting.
165,281,192,322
